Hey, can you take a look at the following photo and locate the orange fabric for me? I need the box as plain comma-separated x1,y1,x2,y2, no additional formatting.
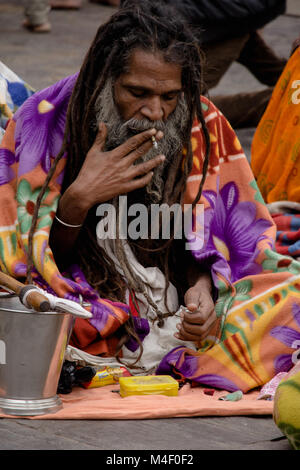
251,48,300,202
0,74,130,358
69,318,121,357
0,385,273,420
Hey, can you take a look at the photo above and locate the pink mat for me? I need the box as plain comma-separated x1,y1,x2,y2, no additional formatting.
0,384,273,420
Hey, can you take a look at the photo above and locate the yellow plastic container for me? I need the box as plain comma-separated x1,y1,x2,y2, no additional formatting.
119,375,179,397
82,366,131,389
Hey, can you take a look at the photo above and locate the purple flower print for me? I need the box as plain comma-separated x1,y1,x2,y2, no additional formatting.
192,182,272,283
156,348,240,391
191,374,239,392
270,303,300,373
13,74,77,180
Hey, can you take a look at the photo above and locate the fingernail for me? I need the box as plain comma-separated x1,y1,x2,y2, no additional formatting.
149,128,156,134
187,304,197,310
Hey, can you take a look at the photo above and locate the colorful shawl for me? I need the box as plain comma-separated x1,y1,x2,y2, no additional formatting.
251,48,300,204
267,201,300,258
1,66,300,393
251,49,300,258
0,70,131,357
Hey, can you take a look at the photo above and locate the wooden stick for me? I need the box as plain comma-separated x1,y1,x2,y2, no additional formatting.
0,271,50,312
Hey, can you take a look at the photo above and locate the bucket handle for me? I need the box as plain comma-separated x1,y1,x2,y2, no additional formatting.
0,271,50,312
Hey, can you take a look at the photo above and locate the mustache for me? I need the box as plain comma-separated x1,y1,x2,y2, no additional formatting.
121,118,166,134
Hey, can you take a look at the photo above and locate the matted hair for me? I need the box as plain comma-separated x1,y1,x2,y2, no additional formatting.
27,0,211,357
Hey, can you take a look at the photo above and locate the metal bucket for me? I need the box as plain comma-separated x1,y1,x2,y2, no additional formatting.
0,293,74,416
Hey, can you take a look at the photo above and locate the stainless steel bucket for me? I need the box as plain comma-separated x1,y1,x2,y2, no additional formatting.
0,293,74,416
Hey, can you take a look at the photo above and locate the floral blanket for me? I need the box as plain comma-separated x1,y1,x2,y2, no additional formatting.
1,66,300,392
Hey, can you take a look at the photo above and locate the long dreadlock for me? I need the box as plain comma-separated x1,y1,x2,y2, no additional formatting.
26,0,211,359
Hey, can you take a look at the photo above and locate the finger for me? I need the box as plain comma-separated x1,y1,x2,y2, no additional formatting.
196,315,218,340
183,305,215,325
125,141,156,166
184,289,201,312
182,310,207,325
174,329,200,342
179,319,209,337
93,121,108,151
130,154,165,178
117,128,158,157
124,141,155,166
124,130,164,166
180,319,211,336
176,315,217,342
185,311,217,335
122,170,154,193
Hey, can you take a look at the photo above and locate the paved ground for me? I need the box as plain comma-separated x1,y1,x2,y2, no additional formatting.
0,0,299,452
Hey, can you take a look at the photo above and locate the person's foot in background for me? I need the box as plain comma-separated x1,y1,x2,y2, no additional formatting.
23,1,52,33
23,19,51,32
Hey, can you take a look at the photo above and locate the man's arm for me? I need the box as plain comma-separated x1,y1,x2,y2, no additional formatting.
49,122,165,269
49,185,88,270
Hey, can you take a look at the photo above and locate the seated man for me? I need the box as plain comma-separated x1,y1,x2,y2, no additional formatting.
1,1,300,393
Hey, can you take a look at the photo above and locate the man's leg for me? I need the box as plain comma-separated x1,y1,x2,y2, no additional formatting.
238,31,287,87
24,0,50,25
212,87,273,129
202,31,286,128
202,35,250,90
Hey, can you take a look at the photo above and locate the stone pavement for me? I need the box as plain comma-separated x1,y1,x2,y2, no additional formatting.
0,0,299,451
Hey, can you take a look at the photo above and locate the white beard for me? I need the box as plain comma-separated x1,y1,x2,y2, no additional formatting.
94,78,189,203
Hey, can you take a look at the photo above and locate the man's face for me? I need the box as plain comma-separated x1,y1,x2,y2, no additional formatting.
113,49,183,123
95,48,188,203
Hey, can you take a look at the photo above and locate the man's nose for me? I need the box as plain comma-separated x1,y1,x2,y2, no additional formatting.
141,97,164,121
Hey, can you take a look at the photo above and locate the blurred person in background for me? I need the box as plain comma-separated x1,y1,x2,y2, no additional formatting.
23,0,51,32
138,0,287,128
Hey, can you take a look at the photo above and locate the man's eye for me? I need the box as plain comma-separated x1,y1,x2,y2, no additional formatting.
163,93,178,101
130,89,146,98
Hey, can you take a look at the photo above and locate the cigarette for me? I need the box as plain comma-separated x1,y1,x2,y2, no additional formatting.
179,306,192,315
151,135,158,149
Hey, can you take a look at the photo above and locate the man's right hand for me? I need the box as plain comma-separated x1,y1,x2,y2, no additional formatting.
49,122,165,266
69,121,165,211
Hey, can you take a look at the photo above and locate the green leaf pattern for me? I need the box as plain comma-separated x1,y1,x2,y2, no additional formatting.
16,179,58,235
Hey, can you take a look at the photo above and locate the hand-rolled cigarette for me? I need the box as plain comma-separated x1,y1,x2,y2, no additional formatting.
151,135,158,149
